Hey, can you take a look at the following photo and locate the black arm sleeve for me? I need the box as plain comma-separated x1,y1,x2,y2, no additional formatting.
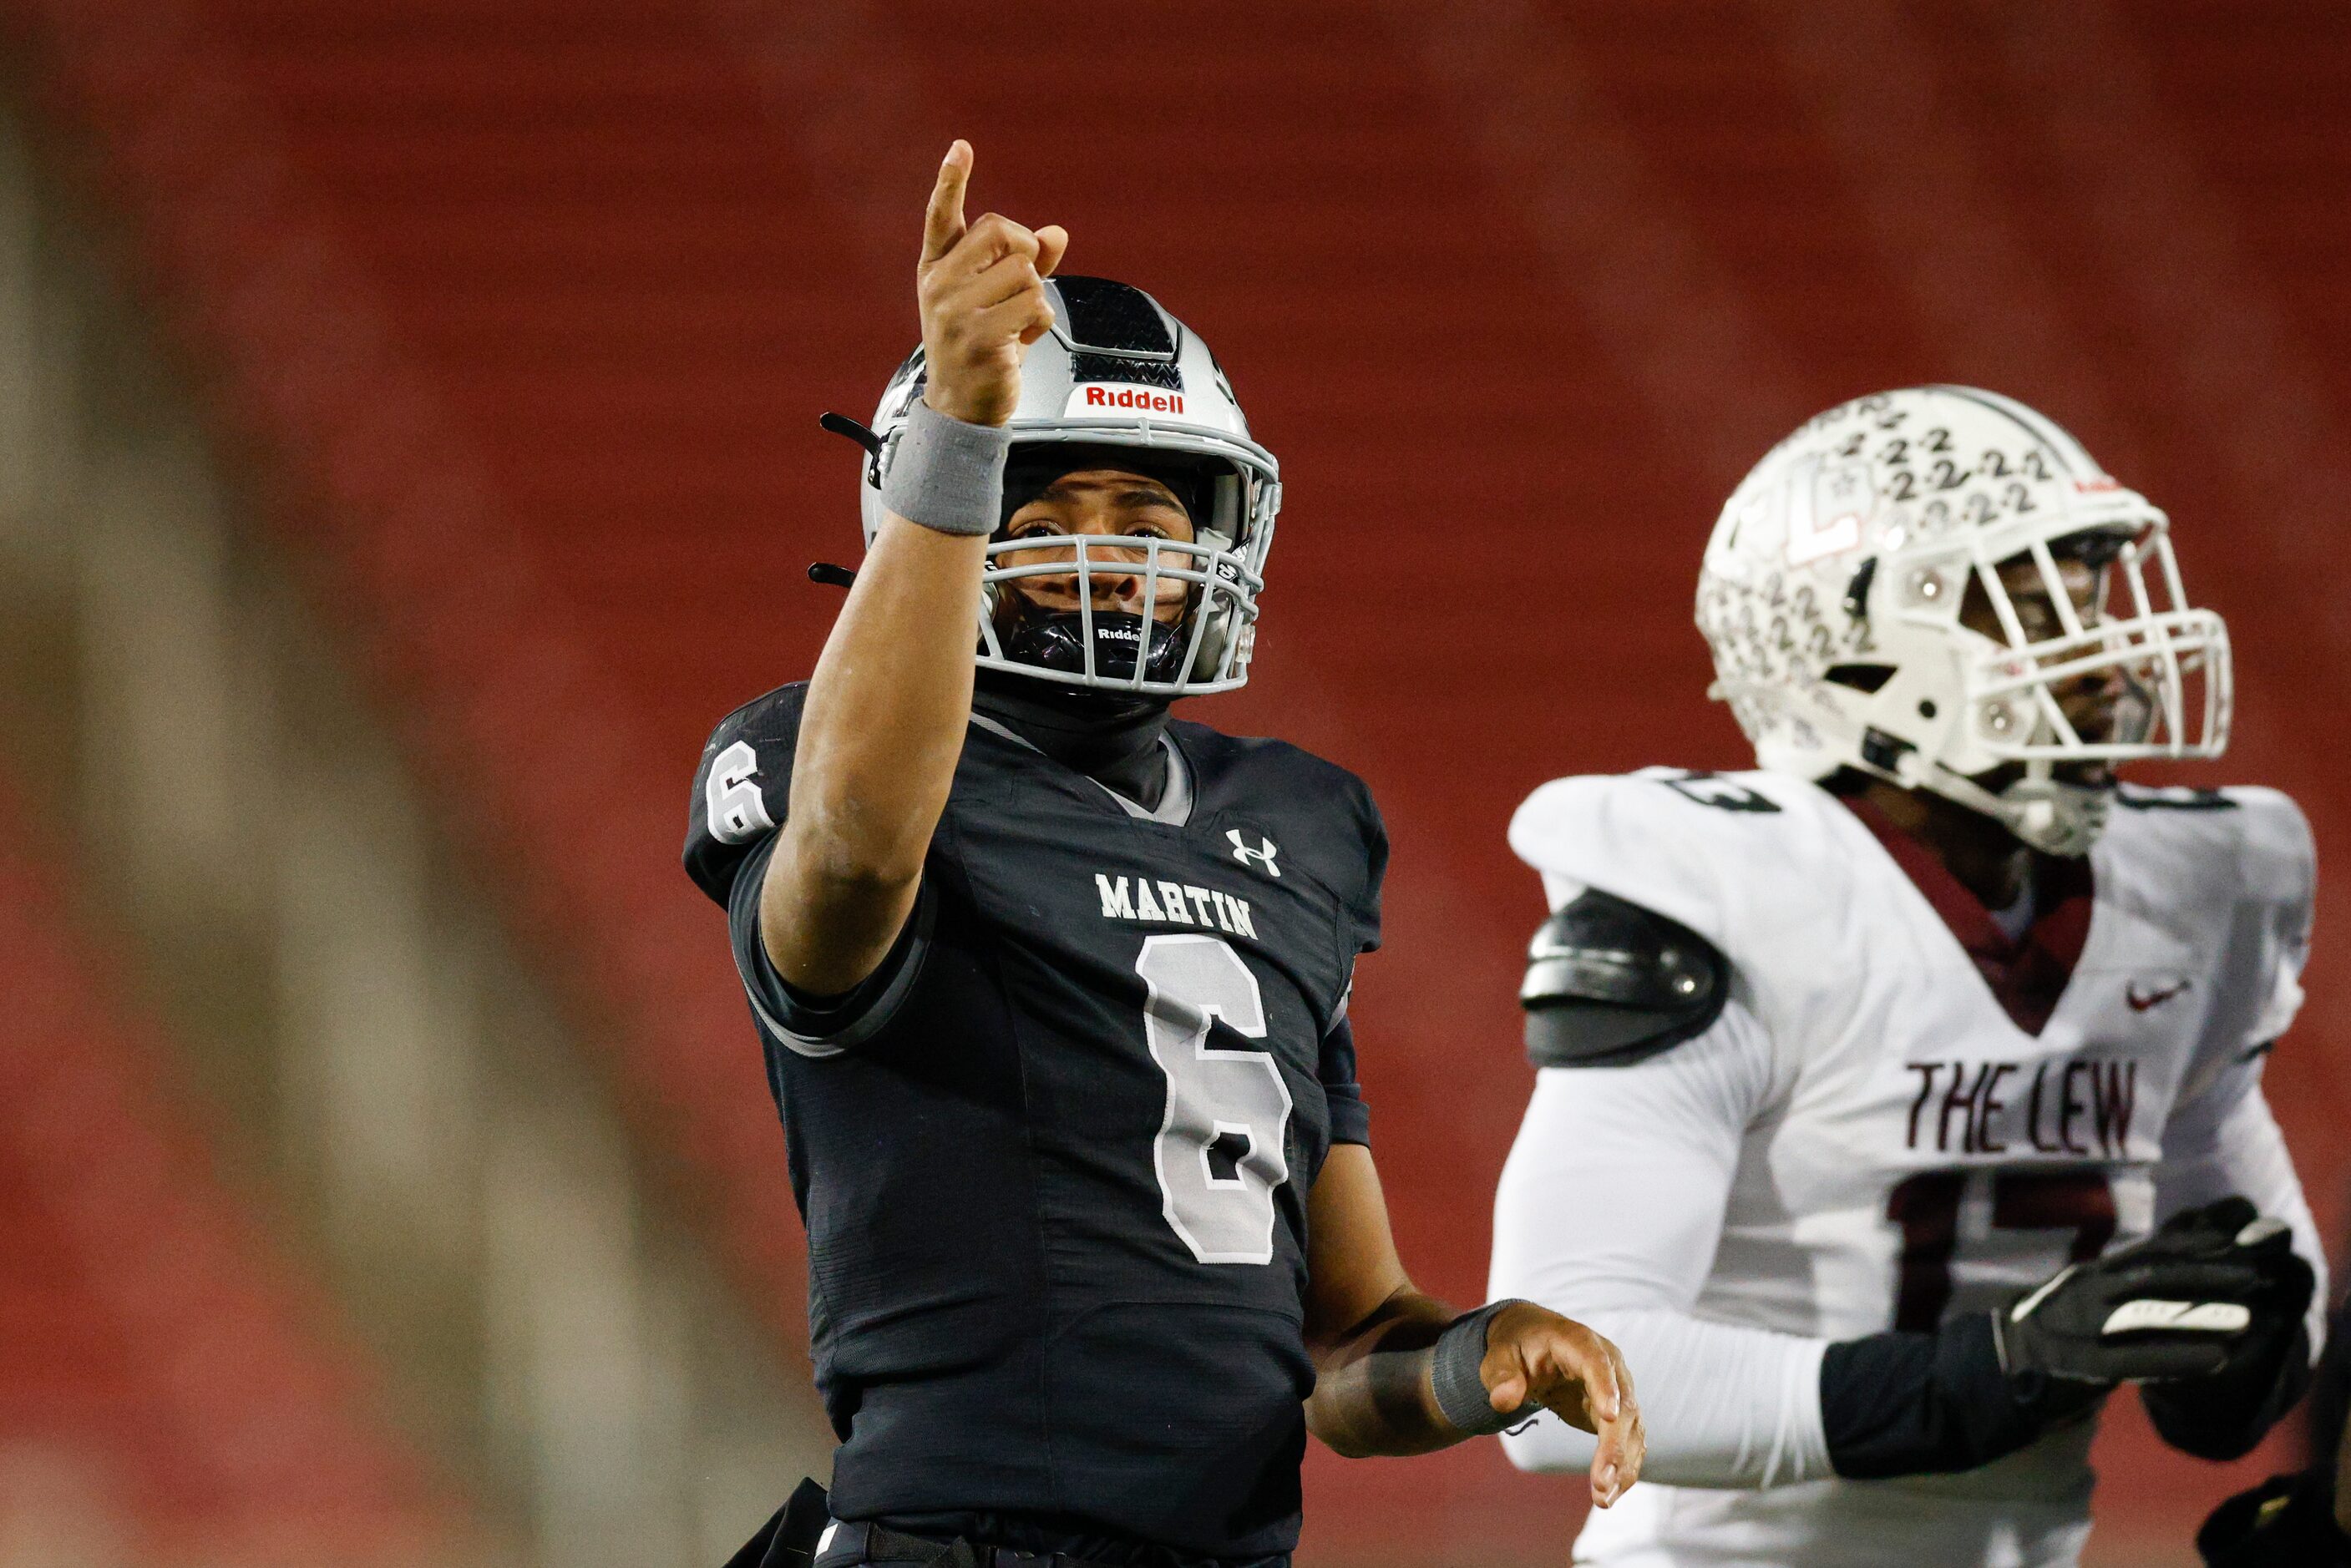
2144,1319,2313,1463
1821,1315,2103,1479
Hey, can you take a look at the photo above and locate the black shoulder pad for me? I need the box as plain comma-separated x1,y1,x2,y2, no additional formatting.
1520,888,1729,1068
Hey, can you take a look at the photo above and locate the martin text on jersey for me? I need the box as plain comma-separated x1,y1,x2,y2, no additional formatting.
1097,873,1259,939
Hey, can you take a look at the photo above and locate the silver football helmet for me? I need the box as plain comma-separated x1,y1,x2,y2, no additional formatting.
858,276,1279,697
1697,386,2231,856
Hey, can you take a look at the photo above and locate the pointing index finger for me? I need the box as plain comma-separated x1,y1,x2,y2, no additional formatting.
923,139,973,264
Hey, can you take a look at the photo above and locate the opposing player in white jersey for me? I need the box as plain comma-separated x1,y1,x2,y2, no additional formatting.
1489,386,2323,1567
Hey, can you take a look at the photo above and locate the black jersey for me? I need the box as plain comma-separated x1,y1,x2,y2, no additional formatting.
683,684,1385,1565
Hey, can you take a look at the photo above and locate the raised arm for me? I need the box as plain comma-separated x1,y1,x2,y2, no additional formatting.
762,142,1068,995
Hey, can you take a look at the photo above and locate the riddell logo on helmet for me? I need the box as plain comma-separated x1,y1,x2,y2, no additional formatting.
2074,475,2121,493
1067,384,1186,417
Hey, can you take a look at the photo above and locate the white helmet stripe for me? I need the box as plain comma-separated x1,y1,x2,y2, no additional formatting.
1929,384,2102,478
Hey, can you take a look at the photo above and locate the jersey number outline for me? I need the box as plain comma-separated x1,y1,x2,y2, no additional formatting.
1137,934,1295,1265
1886,1168,2117,1331
707,739,777,844
1657,769,1783,814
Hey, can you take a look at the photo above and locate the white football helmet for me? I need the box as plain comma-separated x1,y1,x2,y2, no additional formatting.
1697,386,2230,856
856,276,1279,697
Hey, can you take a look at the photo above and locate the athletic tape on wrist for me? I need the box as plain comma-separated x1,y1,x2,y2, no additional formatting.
1431,1300,1542,1436
879,399,1011,537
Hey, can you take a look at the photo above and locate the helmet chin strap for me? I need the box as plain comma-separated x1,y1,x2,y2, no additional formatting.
1920,763,2113,859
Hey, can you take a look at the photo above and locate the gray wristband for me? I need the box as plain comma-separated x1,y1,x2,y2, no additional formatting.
1431,1299,1542,1436
879,398,1011,536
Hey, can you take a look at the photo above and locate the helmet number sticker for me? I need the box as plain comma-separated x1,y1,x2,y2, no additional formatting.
1137,934,1294,1266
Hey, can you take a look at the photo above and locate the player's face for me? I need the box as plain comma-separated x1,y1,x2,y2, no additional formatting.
1962,544,2151,783
998,468,1198,625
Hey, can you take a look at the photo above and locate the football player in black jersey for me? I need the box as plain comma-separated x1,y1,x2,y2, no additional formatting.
687,143,1643,1568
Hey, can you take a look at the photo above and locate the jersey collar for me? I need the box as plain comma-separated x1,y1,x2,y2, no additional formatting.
965,711,1195,827
1839,792,2095,1035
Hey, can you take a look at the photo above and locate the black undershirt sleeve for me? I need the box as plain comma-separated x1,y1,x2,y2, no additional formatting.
1820,1316,2102,1479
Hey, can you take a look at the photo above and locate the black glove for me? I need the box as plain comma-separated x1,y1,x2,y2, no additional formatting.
2198,1469,2351,1567
1994,1197,2313,1388
2144,1303,2313,1461
1822,1312,2104,1480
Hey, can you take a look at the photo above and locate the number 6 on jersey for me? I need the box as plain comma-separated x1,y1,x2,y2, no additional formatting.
1138,935,1295,1264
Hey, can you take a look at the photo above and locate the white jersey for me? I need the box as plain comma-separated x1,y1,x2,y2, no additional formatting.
1489,767,2323,1568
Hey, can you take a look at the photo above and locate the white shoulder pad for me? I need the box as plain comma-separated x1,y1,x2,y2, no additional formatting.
1507,768,1851,956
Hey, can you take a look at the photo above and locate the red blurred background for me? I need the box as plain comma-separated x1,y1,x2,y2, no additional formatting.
0,2,2345,1564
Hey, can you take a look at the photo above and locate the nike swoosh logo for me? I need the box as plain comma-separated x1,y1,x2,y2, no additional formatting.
2127,980,2191,1013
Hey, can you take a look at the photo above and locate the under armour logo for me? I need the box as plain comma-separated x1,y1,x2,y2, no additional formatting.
1227,829,1281,878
